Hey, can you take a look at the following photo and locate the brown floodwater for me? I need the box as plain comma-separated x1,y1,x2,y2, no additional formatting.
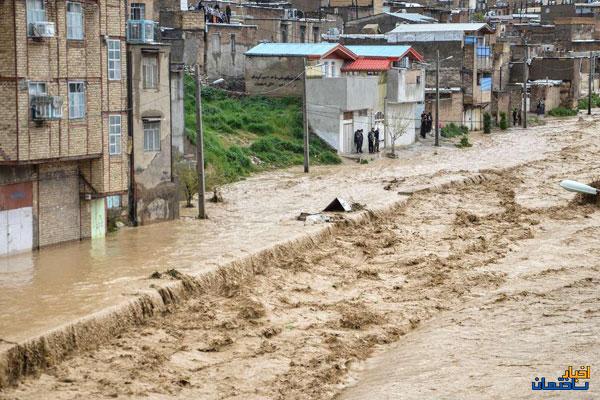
0,120,573,345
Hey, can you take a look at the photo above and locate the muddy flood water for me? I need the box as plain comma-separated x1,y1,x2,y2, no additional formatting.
1,116,599,399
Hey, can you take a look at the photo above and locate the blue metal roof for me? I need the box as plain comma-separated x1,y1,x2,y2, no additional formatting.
345,45,412,58
245,42,339,57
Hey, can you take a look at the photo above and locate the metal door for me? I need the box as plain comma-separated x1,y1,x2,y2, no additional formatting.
343,121,354,153
0,182,33,256
91,198,106,239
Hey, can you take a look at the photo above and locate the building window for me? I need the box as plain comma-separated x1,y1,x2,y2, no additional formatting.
230,34,236,54
106,195,121,209
281,24,288,43
28,82,47,97
66,2,83,40
107,40,121,80
143,121,160,152
300,25,306,43
358,109,368,117
211,33,221,55
68,82,85,119
27,0,46,33
142,55,158,89
313,26,320,43
108,115,121,155
322,61,329,77
130,3,146,20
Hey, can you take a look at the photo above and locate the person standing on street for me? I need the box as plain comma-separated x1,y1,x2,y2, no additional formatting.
420,111,427,139
374,127,380,152
368,128,375,153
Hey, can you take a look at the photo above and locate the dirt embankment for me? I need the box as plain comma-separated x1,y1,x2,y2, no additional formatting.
2,120,599,400
5,163,597,399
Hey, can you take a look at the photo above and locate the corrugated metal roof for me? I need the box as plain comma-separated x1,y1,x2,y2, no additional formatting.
245,42,338,57
346,45,411,58
385,12,437,23
341,58,392,72
389,22,491,33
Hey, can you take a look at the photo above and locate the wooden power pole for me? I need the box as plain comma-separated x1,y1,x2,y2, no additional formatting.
522,41,528,129
194,64,207,219
589,51,594,116
303,59,309,173
435,49,440,147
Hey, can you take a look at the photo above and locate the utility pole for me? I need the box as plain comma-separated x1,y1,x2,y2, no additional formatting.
303,58,309,173
435,49,440,147
194,64,207,219
588,51,594,115
522,41,528,129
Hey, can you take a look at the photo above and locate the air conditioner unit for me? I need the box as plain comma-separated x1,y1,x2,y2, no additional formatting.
31,96,63,121
30,21,55,38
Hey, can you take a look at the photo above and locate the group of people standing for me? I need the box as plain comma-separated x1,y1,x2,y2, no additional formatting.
419,111,433,139
354,127,381,154
191,2,232,23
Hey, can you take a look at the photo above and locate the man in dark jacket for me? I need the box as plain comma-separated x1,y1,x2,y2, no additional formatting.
354,130,363,153
374,127,380,152
367,129,374,153
420,111,427,139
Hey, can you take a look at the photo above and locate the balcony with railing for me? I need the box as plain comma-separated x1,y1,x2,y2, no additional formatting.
126,20,158,44
31,96,63,121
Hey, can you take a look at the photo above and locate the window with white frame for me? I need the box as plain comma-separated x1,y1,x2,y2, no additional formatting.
142,55,158,89
109,115,121,155
143,121,160,152
68,82,85,119
66,2,83,40
26,0,46,35
130,3,146,20
106,195,121,209
28,82,47,97
107,40,121,80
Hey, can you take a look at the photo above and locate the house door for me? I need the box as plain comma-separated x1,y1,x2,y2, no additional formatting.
374,111,385,149
343,121,354,153
0,182,33,256
91,198,106,239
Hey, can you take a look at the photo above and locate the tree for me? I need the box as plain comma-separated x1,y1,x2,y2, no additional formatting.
385,109,412,158
499,112,508,130
483,112,491,134
175,160,199,208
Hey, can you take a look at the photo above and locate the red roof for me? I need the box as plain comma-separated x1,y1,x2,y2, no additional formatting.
341,58,392,72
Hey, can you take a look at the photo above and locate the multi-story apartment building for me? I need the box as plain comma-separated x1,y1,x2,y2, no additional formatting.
0,0,129,255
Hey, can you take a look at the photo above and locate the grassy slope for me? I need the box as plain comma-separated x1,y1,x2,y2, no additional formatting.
183,74,341,189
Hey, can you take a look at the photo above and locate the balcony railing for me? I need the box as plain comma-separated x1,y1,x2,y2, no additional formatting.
31,96,63,121
126,20,158,43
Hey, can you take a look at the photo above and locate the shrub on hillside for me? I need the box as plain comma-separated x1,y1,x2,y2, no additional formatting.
483,112,491,134
441,123,469,138
499,112,508,130
548,107,578,117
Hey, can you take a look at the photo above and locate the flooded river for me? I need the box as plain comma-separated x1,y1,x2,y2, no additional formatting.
0,120,571,346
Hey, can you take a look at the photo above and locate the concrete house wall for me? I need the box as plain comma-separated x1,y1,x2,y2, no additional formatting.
128,44,178,225
206,23,258,83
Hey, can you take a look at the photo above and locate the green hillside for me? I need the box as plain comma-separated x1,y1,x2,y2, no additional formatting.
183,74,341,189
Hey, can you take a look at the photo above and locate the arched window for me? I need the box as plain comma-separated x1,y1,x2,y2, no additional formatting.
374,111,384,122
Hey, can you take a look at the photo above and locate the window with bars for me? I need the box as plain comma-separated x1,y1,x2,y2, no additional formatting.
108,39,121,80
130,3,146,20
106,195,121,209
26,0,46,35
68,82,85,119
109,115,121,155
142,55,158,89
67,2,83,40
143,121,160,152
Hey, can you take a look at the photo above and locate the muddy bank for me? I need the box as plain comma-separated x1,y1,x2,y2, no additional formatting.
3,163,591,398
0,171,487,390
